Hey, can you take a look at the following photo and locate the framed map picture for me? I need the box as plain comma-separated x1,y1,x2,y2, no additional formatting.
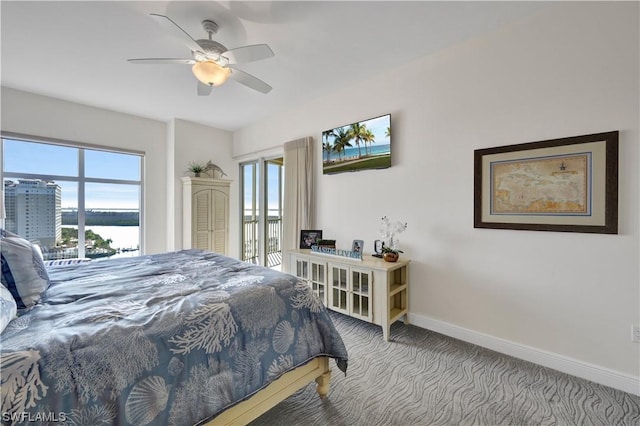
474,131,618,234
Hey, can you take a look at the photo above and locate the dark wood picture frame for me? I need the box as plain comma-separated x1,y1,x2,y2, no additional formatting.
474,131,618,234
300,230,323,249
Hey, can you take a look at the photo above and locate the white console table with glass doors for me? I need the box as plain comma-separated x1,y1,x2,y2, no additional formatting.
288,249,410,341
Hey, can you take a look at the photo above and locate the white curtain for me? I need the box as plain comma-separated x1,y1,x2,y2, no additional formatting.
282,136,314,272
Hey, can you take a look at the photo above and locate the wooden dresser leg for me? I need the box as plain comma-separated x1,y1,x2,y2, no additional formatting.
315,370,331,399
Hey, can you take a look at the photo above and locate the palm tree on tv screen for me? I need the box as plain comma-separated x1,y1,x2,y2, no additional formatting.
322,129,338,163
332,127,352,161
362,128,375,156
347,122,368,158
322,139,332,163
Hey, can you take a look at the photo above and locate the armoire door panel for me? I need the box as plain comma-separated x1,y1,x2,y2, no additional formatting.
182,178,231,255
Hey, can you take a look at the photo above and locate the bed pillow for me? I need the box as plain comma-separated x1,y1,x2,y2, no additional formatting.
1,229,50,309
0,285,17,333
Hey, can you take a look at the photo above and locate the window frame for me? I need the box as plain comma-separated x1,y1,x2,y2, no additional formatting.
0,131,145,257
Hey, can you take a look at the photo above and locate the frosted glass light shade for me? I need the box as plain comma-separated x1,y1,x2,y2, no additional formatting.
192,61,231,86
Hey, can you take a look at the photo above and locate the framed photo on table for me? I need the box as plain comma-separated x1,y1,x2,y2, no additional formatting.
373,240,384,257
300,230,323,249
474,131,618,234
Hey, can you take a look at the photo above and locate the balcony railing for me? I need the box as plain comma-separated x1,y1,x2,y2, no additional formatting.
243,217,282,268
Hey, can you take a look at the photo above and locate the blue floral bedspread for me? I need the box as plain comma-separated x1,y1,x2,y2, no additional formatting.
0,250,348,425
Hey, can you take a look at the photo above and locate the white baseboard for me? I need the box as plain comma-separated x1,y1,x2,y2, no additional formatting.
407,312,640,396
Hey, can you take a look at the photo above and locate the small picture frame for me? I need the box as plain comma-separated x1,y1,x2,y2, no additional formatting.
300,230,323,249
317,239,336,249
351,239,364,253
373,239,384,257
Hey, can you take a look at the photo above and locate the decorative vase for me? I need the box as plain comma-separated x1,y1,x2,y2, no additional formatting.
194,172,201,177
383,252,399,262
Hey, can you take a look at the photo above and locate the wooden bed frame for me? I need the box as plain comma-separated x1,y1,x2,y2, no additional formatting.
204,356,331,425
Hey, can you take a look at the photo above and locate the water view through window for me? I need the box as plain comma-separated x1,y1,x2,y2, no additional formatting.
2,137,142,260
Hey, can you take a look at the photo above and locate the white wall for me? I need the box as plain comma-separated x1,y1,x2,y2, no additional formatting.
1,87,168,254
167,118,237,256
233,2,639,393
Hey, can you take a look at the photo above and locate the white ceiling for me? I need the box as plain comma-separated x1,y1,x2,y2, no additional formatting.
1,1,548,132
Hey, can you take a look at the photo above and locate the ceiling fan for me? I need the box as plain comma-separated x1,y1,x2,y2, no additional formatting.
128,14,274,95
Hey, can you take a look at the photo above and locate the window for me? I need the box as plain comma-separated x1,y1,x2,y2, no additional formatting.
1,135,143,260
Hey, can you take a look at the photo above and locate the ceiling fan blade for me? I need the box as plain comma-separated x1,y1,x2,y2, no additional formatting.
127,58,195,65
222,44,274,64
150,13,203,54
228,66,272,94
197,81,213,96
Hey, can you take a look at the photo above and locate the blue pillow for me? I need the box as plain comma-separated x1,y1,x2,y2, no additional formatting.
0,285,17,333
1,229,50,309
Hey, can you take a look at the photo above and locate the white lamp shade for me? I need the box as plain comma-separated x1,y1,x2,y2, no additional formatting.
192,61,231,86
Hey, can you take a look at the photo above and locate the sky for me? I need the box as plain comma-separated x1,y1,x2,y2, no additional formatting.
243,161,282,215
322,114,391,145
3,139,141,209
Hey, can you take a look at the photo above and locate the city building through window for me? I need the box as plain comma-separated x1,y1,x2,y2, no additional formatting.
1,136,143,260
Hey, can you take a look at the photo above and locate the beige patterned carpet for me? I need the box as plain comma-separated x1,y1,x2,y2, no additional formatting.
250,312,640,426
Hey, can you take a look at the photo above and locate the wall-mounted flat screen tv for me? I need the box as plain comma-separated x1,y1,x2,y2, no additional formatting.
322,114,391,175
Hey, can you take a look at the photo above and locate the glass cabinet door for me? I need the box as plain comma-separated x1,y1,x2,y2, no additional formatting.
351,268,372,320
329,265,349,314
311,261,327,305
295,258,309,280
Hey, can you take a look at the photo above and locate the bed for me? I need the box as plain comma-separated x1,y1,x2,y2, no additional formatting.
0,246,348,425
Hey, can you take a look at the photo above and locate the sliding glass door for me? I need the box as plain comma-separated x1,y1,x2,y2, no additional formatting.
241,161,260,264
240,157,283,269
265,158,283,268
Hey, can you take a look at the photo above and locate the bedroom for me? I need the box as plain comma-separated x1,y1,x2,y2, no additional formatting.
1,0,638,424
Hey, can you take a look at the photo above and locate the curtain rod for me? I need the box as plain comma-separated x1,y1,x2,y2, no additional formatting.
232,144,283,160
232,136,313,160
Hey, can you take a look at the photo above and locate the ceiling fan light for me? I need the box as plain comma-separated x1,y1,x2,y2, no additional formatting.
192,61,231,86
